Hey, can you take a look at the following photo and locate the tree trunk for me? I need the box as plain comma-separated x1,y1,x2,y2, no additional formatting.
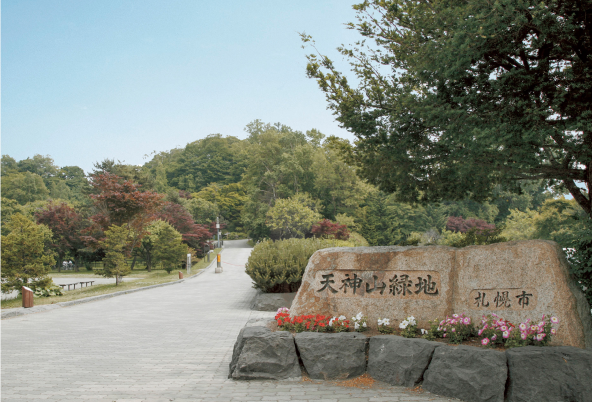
130,255,137,270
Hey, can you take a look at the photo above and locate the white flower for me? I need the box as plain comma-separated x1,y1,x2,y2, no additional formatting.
338,315,346,321
356,312,363,320
407,316,417,326
329,318,335,327
421,329,428,335
354,322,360,330
362,322,367,327
399,320,409,329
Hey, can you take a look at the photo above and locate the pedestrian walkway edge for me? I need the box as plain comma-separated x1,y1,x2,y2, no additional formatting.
1,251,222,320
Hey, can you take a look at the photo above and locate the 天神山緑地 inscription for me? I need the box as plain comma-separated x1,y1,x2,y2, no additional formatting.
469,289,537,310
315,270,440,299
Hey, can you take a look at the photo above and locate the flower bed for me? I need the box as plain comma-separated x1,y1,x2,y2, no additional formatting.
275,308,561,350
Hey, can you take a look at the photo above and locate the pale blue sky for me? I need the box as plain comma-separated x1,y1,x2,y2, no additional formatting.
2,0,360,173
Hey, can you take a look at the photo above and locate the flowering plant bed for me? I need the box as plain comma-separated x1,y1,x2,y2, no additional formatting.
274,308,561,350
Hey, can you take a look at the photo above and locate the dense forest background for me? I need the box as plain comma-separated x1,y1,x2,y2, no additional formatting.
2,120,587,268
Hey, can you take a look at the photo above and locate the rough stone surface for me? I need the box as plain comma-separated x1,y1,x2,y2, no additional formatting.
251,291,297,311
294,332,367,380
231,330,301,380
367,335,441,387
453,240,592,349
228,326,271,378
290,245,456,330
422,345,507,402
506,346,592,402
290,240,592,348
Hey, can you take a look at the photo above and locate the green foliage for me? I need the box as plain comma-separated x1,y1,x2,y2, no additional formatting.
1,213,56,293
193,182,247,225
149,220,187,273
246,238,340,293
566,221,592,309
447,227,507,248
32,284,64,298
186,197,219,225
146,134,247,192
266,196,322,239
98,225,132,285
303,0,591,217
1,172,50,205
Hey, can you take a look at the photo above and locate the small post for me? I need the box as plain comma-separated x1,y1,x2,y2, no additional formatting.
215,253,223,273
216,217,221,249
22,286,34,308
186,253,191,274
178,271,184,279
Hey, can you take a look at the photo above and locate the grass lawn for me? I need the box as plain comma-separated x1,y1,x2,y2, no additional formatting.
1,248,222,309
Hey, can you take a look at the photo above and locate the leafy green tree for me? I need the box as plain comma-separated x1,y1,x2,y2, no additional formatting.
359,192,399,246
193,182,248,225
98,225,131,285
16,154,59,186
150,220,188,273
1,155,19,176
49,180,73,201
501,209,539,241
1,198,20,235
304,0,591,217
1,213,56,293
186,197,219,225
266,196,322,239
1,172,50,204
153,135,247,192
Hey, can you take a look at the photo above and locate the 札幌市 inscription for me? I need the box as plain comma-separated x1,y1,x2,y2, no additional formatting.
315,270,441,299
469,288,537,311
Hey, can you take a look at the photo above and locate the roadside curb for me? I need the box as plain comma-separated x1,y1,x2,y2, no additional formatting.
1,250,221,320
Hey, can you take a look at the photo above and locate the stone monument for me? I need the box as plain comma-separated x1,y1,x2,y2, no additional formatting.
290,240,592,349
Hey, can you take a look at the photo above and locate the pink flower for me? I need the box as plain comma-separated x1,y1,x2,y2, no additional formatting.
451,328,456,332
536,333,544,341
538,322,545,327
463,317,471,325
503,331,510,339
453,314,459,318
519,323,527,331
500,325,508,331
491,335,497,341
481,338,490,346
478,329,483,336
551,316,559,324
551,328,557,335
521,333,528,340
443,334,447,338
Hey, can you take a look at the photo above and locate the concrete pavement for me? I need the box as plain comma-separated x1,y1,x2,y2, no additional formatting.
1,240,454,402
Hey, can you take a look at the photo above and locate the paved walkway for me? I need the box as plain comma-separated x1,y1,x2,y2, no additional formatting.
1,240,453,402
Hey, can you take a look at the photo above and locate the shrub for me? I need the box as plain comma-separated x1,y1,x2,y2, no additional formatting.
438,313,474,344
566,223,592,310
311,219,350,240
245,238,344,293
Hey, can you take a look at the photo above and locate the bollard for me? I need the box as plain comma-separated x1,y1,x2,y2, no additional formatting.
215,253,223,273
22,286,34,308
178,271,184,279
207,252,210,262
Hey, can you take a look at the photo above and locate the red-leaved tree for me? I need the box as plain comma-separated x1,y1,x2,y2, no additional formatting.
35,201,87,271
446,216,496,234
155,202,211,254
83,173,164,256
311,219,350,240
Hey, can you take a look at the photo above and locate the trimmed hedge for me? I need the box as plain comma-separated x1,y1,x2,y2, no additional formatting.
246,238,348,293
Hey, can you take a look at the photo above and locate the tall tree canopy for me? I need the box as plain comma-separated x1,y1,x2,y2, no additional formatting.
304,0,591,216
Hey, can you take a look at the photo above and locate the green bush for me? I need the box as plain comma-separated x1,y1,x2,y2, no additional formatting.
566,222,592,310
246,238,349,293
